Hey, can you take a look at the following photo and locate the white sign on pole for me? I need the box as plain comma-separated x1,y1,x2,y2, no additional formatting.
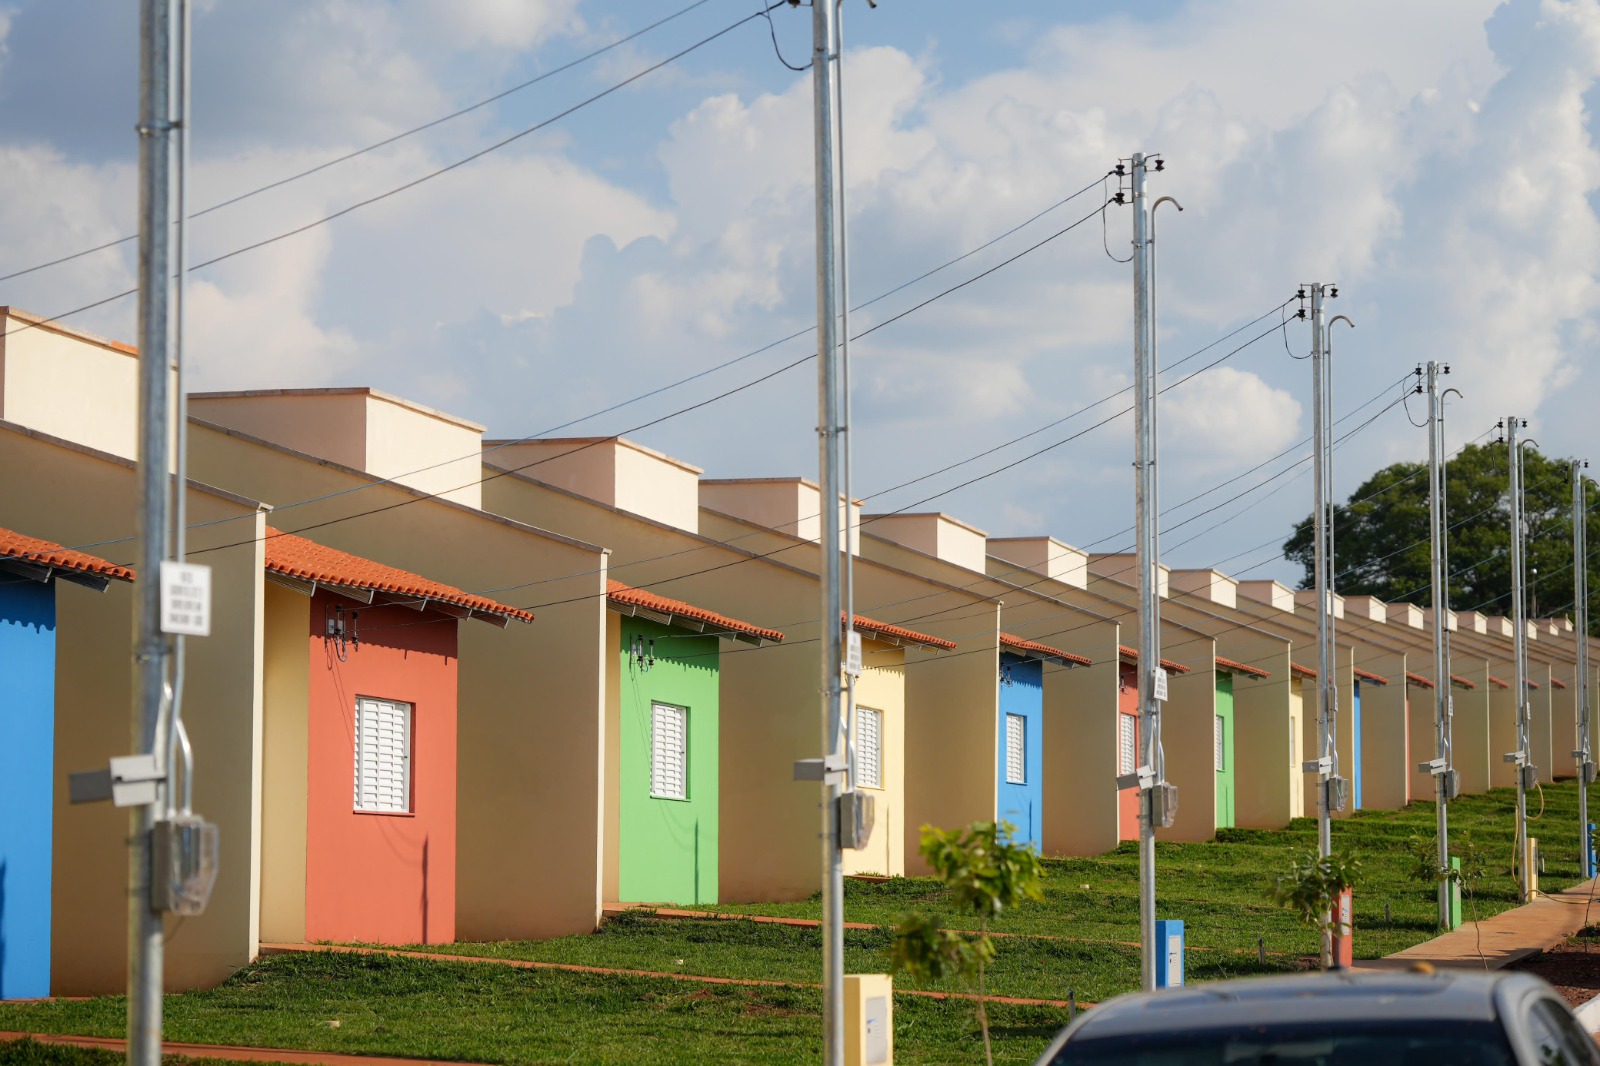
1153,666,1169,702
160,561,212,637
845,630,862,677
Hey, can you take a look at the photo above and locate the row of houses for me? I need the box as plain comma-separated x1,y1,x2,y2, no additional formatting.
0,306,1594,999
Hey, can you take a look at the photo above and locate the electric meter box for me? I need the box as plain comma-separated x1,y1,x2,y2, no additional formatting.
152,815,219,915
1326,775,1349,813
1150,783,1178,828
839,791,876,850
845,974,892,1066
1154,919,1184,988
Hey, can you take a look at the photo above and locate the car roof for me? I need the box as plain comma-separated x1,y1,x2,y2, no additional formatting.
1066,971,1536,1041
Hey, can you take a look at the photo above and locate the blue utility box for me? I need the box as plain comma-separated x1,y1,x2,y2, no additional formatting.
1154,919,1184,988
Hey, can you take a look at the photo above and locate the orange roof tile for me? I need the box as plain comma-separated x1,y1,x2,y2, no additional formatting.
1355,668,1390,685
1488,676,1511,689
1406,672,1435,689
851,614,955,652
265,528,533,624
1118,644,1191,674
1215,655,1270,679
607,580,781,644
1451,674,1478,690
1290,662,1317,680
1001,632,1091,668
1552,677,1568,690
0,527,134,583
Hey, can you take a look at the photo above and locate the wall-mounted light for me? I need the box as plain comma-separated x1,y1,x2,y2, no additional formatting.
999,661,1014,687
325,603,360,662
630,635,655,672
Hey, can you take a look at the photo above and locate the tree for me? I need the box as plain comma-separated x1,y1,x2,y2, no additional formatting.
1283,442,1600,634
889,821,1044,1066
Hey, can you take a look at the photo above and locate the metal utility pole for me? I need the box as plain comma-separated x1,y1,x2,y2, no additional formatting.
1424,362,1455,928
811,0,846,1059
132,0,177,1061
1507,416,1533,902
1129,152,1176,992
1573,461,1593,875
1298,283,1349,964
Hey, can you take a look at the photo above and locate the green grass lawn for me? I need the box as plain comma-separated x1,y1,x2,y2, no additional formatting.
0,952,1066,1065
0,780,1587,1065
0,1039,300,1066
412,780,1589,1003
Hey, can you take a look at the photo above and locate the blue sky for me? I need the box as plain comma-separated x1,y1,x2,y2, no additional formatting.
0,0,1594,595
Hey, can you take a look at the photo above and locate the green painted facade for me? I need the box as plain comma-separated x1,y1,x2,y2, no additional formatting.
1215,671,1236,829
618,617,720,905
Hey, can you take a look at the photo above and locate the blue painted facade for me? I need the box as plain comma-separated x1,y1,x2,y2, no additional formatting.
996,653,1043,850
0,581,56,999
1352,680,1363,810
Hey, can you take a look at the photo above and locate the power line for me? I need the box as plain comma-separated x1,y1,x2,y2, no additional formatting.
0,0,726,286
1,1,787,342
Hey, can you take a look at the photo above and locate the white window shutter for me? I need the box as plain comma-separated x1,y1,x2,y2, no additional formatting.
354,697,412,813
856,707,882,789
1005,713,1026,785
1214,714,1225,773
651,702,688,800
1119,713,1138,776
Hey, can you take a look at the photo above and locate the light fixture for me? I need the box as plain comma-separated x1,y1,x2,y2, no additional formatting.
630,635,656,672
325,603,360,661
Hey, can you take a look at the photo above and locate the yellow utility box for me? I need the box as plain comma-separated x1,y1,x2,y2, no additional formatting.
1526,836,1540,896
845,974,893,1066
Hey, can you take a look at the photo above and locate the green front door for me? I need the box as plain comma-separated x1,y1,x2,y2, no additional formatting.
617,618,720,905
1215,672,1236,829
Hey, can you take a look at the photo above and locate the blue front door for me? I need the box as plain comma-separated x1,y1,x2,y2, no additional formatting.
0,581,56,999
1352,680,1363,810
996,654,1043,850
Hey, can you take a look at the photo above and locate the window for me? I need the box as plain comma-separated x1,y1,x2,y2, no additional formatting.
1119,714,1138,776
856,707,883,790
1214,714,1226,773
1526,999,1599,1065
650,702,688,800
1005,713,1026,785
354,697,411,813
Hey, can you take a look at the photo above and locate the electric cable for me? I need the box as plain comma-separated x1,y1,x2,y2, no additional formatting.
760,0,810,70
0,0,730,286
1,1,791,341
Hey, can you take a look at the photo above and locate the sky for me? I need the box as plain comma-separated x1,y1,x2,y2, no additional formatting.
0,0,1595,591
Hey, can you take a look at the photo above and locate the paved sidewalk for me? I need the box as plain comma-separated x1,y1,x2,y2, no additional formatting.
0,1031,480,1065
1357,876,1600,971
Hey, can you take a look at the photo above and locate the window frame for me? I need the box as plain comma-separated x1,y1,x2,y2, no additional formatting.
353,695,413,815
855,706,884,790
1005,712,1027,785
1215,713,1227,773
650,701,690,801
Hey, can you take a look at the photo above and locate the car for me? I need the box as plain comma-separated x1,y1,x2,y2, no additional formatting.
1033,969,1599,1065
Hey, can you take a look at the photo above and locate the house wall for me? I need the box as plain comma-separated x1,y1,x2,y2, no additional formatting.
996,654,1044,850
486,439,702,533
1454,660,1493,795
1408,679,1440,802
1157,656,1219,843
1528,666,1553,782
1359,653,1410,811
186,421,607,943
1214,672,1236,830
1290,678,1307,819
846,642,906,878
1118,662,1139,841
0,580,56,998
1232,652,1296,831
0,423,267,994
1491,680,1520,789
0,312,143,460
1552,672,1577,779
260,584,311,943
615,615,719,905
190,390,485,510
1040,642,1121,858
302,592,458,945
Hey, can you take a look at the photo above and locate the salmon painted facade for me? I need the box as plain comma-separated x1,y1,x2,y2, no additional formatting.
259,530,532,947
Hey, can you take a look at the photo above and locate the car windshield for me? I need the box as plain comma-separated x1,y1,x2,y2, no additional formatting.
1046,1018,1517,1066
